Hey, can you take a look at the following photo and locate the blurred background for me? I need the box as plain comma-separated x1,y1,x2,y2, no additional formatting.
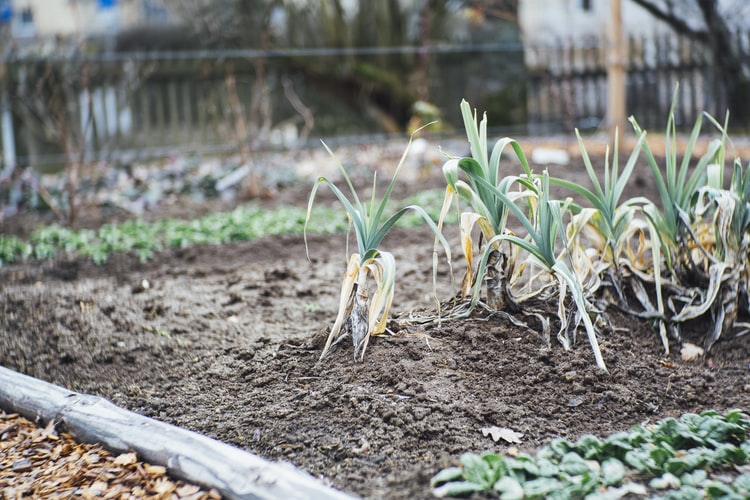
2,0,750,221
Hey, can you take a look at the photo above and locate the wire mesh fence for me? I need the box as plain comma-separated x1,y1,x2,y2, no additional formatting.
0,32,747,170
0,42,524,169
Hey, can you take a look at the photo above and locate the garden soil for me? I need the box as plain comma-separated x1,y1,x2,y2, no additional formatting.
1,149,750,499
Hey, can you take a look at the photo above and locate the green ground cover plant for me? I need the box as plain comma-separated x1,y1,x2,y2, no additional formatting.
0,205,346,266
0,189,448,267
431,409,750,499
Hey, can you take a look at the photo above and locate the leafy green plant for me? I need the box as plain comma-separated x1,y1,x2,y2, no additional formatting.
628,87,728,352
1,188,450,268
442,100,606,371
469,170,608,371
440,99,533,310
305,132,452,360
549,129,647,301
0,205,347,266
0,235,32,266
432,409,750,499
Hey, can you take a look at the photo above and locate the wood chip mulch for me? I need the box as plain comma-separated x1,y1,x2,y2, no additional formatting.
0,410,222,499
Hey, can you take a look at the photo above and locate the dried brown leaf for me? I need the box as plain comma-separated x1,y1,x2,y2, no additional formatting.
152,476,176,494
176,484,202,496
83,451,101,465
481,426,524,444
681,342,704,362
90,480,110,491
144,464,167,475
113,452,138,466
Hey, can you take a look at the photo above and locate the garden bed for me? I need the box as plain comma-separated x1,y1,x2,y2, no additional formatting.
1,141,749,498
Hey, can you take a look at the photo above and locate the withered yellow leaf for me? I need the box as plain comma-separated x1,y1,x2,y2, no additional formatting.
144,464,167,475
113,452,138,466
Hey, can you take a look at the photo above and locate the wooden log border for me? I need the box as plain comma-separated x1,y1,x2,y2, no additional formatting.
0,366,356,500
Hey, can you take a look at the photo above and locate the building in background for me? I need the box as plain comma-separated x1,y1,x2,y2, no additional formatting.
0,0,177,43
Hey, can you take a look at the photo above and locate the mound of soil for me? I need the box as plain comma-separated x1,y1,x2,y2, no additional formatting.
1,148,749,499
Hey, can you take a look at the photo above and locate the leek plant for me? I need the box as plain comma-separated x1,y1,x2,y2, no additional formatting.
441,100,607,370
684,155,750,350
439,99,533,312
545,129,669,366
468,171,608,371
305,133,452,361
549,129,647,294
629,89,730,352
630,90,723,280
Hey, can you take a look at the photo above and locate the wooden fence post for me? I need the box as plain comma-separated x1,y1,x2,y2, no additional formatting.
607,0,626,143
0,79,15,172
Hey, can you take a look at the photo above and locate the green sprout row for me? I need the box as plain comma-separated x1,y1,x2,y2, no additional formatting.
0,190,448,267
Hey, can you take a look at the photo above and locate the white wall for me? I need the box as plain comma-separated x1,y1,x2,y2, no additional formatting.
518,0,664,46
9,0,177,39
11,0,91,38
519,0,750,47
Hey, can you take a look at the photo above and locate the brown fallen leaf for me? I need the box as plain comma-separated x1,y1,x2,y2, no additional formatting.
153,475,177,495
90,480,110,492
176,484,202,496
12,458,33,472
113,452,138,466
144,464,168,475
481,426,524,444
83,451,101,465
681,342,704,362
42,419,59,440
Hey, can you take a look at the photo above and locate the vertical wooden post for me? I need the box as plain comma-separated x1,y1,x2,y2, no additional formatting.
607,0,625,143
0,25,14,173
1,82,16,173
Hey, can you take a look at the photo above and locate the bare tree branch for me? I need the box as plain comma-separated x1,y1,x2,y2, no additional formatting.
696,0,738,73
629,0,709,40
630,0,749,121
